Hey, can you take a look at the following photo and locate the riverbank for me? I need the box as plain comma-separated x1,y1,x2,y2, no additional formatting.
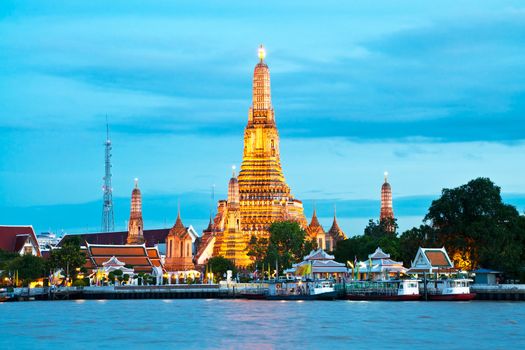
5,282,525,302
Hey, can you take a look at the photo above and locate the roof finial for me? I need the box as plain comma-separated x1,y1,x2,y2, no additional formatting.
232,164,236,177
134,177,139,188
384,171,388,183
258,44,266,62
334,203,337,219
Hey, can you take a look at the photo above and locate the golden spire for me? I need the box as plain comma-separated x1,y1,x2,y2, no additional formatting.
258,44,266,62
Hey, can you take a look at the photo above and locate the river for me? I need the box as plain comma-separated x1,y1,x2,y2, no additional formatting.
1,299,524,349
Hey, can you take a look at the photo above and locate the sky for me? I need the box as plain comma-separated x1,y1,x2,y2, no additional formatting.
1,0,524,236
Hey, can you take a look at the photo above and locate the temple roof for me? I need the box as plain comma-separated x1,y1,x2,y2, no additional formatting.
58,228,170,247
327,210,346,241
369,247,391,260
308,208,324,230
0,225,41,256
169,210,190,239
303,249,335,261
84,243,162,273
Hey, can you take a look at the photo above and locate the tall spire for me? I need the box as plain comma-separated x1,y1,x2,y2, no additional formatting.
101,117,115,232
127,178,144,244
251,44,272,113
380,171,395,231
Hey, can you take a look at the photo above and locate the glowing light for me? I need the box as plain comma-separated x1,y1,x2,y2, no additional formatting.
258,45,266,61
384,171,388,178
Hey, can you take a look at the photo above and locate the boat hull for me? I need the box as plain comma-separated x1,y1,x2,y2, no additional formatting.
346,294,420,301
426,293,476,301
266,291,338,301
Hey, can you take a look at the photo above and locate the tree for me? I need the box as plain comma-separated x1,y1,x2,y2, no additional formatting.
0,249,19,270
398,225,435,266
265,221,315,273
424,177,525,277
47,236,86,280
7,254,46,286
364,218,398,239
208,256,236,282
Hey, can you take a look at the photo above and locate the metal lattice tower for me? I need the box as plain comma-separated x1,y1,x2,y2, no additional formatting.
101,120,115,232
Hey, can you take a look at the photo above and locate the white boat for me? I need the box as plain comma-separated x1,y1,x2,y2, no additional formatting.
345,280,420,301
423,278,476,301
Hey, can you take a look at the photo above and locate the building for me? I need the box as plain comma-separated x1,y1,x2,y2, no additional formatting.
198,46,307,267
58,228,171,248
237,46,307,236
83,243,163,284
284,249,348,280
36,231,61,252
164,211,196,271
305,207,347,252
380,172,395,232
127,179,144,244
0,225,41,256
407,247,455,274
355,247,407,280
306,208,326,249
212,168,251,267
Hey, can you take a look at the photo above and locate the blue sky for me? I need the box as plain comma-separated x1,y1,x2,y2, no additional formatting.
1,1,524,236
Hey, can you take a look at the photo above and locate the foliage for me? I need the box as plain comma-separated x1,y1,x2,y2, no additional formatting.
6,254,46,286
72,279,86,287
247,221,316,273
208,256,236,282
0,249,20,270
47,236,85,280
398,225,436,266
364,218,398,238
423,177,525,276
334,219,400,264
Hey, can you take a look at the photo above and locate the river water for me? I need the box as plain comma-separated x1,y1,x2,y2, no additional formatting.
0,299,524,349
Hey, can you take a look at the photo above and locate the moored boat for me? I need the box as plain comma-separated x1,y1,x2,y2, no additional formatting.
265,280,338,300
345,280,420,301
423,278,476,301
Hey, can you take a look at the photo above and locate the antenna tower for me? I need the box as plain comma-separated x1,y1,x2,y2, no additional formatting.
101,119,115,232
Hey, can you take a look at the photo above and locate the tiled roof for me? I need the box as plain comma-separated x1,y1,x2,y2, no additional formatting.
58,228,170,247
369,247,390,260
0,225,41,256
425,250,451,267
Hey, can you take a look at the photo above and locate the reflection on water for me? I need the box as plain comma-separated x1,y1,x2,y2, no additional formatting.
1,300,524,349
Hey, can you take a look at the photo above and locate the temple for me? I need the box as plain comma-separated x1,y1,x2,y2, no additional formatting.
380,172,395,232
164,209,195,271
306,206,347,252
127,179,144,244
198,46,307,267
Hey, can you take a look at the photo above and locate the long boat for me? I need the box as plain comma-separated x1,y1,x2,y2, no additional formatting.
423,278,476,301
345,280,420,301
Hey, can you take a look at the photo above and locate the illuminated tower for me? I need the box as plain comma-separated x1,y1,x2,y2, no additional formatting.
101,122,115,232
126,178,144,244
214,166,251,267
237,45,307,239
380,171,395,232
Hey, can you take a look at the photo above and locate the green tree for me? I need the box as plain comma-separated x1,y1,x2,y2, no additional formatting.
47,236,86,280
265,221,315,273
208,256,236,282
398,225,435,266
334,219,401,264
0,249,19,270
7,254,46,286
424,177,525,277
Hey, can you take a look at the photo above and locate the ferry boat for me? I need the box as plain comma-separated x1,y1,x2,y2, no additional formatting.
345,280,420,301
261,280,339,300
423,278,476,301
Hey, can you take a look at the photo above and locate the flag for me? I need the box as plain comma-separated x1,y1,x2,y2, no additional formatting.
347,260,354,269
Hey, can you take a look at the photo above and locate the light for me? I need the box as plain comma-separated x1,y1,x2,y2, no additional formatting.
258,45,266,61
384,171,388,177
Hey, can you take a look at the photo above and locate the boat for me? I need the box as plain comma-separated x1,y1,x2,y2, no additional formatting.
0,288,13,302
345,280,420,301
261,280,339,300
422,278,476,301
